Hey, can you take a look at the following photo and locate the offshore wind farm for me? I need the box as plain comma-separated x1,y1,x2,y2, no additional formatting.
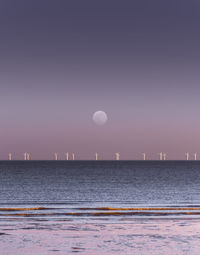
3,110,200,161
6,152,199,161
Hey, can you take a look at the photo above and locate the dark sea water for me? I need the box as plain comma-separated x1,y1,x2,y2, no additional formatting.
1,161,200,254
0,160,200,221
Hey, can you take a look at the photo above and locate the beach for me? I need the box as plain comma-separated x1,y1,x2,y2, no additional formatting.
1,220,200,254
0,161,200,254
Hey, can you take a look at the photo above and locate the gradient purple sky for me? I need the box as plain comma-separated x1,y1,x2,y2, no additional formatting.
0,0,200,160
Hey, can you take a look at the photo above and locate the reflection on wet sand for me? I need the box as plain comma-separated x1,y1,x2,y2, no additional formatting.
0,220,200,255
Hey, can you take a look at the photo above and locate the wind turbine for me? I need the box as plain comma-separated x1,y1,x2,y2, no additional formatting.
115,153,120,160
194,153,197,161
72,153,75,160
27,153,30,160
95,153,98,161
185,152,189,161
142,153,146,160
159,152,163,160
8,153,12,161
24,152,27,161
66,153,69,160
54,153,58,160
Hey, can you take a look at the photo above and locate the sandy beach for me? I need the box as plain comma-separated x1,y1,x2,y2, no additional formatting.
1,219,200,255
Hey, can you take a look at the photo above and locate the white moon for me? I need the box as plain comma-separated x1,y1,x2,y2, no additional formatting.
93,111,108,125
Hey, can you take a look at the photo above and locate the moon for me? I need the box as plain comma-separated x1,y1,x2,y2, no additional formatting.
93,111,108,125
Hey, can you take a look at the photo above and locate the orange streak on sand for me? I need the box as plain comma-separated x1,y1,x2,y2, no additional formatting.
2,211,200,217
78,207,200,211
1,207,200,213
0,207,49,211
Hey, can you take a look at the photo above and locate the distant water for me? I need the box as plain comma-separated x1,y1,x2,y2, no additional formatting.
0,160,200,222
1,161,200,254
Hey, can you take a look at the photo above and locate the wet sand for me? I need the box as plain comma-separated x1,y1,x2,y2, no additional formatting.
1,220,200,254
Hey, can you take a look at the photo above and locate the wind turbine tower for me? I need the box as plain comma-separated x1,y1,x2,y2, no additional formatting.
27,153,30,160
159,152,163,160
186,152,189,161
95,153,98,161
8,153,12,161
66,153,69,160
115,153,120,160
163,153,167,160
142,153,146,160
54,153,58,161
24,152,27,161
72,153,75,160
194,153,197,161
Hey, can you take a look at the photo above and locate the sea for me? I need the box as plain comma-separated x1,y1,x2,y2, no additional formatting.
0,160,200,254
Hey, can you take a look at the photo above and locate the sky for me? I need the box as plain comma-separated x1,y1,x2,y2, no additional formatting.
0,0,200,160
